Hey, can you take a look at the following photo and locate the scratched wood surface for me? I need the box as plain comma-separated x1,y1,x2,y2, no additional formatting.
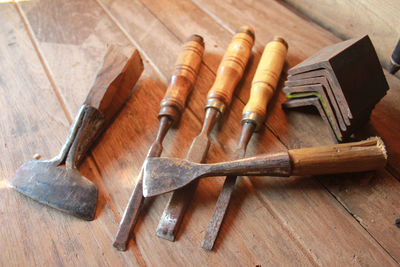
1,0,399,266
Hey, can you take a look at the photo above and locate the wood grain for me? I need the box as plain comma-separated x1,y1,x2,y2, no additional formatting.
191,0,400,261
100,0,399,264
0,3,134,266
1,0,400,265
281,0,400,78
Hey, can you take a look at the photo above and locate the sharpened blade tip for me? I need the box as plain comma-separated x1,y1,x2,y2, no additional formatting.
113,240,127,251
155,228,176,242
201,239,214,251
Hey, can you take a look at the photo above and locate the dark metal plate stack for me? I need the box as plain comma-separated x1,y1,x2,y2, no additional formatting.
283,35,389,142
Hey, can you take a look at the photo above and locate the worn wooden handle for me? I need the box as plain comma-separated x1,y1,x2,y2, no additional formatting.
206,26,255,112
289,137,387,176
84,45,144,122
159,35,204,120
242,36,288,126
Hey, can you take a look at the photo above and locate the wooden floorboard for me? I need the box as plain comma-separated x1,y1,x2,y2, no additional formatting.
1,0,399,265
0,2,135,266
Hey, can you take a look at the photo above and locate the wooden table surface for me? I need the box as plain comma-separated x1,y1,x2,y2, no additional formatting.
1,0,399,266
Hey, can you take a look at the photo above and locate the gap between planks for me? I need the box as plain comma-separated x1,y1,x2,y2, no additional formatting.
14,0,398,263
191,0,400,262
95,0,322,262
12,1,142,264
319,181,400,265
96,0,167,83
13,1,72,123
95,0,223,125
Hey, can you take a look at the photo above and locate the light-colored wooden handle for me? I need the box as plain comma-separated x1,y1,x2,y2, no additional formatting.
242,36,287,126
84,45,144,122
207,26,255,112
160,35,204,119
289,137,387,176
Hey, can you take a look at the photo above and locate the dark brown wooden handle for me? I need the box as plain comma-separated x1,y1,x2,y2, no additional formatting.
159,35,204,120
206,26,255,113
84,45,144,122
288,137,387,176
66,45,143,167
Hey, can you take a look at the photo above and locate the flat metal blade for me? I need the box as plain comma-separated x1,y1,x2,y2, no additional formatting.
113,116,172,250
155,133,211,241
11,160,98,221
201,122,255,250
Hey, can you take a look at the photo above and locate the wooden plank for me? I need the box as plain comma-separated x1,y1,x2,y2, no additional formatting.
281,0,400,78
101,0,399,265
0,3,135,266
17,0,321,265
5,0,399,265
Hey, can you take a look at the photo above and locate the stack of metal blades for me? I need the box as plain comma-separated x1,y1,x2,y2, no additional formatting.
283,35,389,142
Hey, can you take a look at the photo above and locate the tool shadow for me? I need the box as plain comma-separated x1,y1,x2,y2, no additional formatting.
79,77,169,220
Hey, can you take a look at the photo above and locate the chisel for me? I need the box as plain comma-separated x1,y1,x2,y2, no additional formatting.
156,26,255,241
143,137,387,196
113,35,204,251
201,36,288,250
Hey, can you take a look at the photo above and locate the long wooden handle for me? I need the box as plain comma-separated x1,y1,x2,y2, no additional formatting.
242,36,288,128
69,45,143,166
84,45,144,122
197,137,386,180
206,26,255,113
159,35,205,121
289,137,387,176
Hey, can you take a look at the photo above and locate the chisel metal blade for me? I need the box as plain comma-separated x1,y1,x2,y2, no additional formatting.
156,108,218,241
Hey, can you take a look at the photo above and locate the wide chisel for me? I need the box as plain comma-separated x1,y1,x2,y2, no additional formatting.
201,36,288,250
156,26,255,241
143,137,387,196
113,35,204,251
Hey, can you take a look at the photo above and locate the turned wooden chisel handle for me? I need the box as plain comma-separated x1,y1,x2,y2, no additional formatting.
159,35,204,121
242,36,288,128
113,35,204,251
206,26,255,113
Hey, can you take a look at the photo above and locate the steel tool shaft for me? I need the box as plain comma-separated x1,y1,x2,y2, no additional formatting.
113,35,204,251
202,36,288,250
156,26,255,241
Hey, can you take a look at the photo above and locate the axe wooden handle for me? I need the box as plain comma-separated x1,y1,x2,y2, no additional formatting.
84,45,144,122
242,36,288,127
159,35,204,120
72,45,143,165
206,26,255,113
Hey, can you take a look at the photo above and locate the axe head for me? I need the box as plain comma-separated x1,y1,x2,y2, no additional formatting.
11,160,98,220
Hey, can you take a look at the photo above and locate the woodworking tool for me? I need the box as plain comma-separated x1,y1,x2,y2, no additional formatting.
201,36,288,250
283,35,389,142
113,35,204,251
10,46,144,220
143,137,387,197
156,26,255,242
389,39,400,74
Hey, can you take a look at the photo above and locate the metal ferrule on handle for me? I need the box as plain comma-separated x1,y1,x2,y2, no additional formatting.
241,36,288,129
205,26,255,114
159,35,204,121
